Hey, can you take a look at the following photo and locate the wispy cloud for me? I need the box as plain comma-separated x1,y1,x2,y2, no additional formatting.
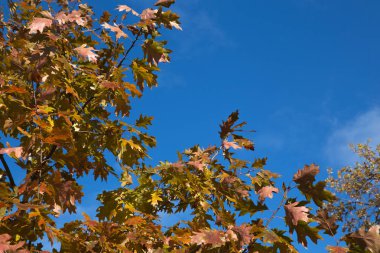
325,107,380,166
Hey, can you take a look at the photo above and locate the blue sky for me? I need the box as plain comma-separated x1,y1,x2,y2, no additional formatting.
93,0,380,251
2,0,380,251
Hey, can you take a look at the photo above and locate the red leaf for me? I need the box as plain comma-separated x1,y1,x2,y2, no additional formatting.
284,202,309,226
257,186,279,202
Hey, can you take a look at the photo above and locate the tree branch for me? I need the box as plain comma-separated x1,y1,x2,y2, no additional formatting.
117,30,142,68
0,154,16,189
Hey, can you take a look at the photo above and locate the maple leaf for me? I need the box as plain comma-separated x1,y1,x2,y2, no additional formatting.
293,164,320,184
257,186,279,202
284,202,309,226
140,8,157,20
74,44,98,63
117,5,139,16
223,140,242,150
102,23,127,39
326,246,349,253
28,17,52,34
155,0,175,8
0,147,23,159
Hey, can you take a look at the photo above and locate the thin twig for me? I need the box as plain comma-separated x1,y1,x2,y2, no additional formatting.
117,29,142,68
265,185,289,228
0,154,15,189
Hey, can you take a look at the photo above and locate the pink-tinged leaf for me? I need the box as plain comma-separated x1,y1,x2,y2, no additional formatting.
188,160,205,171
55,11,68,25
117,5,139,16
257,186,279,202
170,21,182,30
140,8,157,20
0,147,23,159
74,44,98,63
28,18,52,34
67,10,86,26
102,23,127,39
293,164,320,184
232,224,252,245
0,234,26,252
191,229,226,248
284,202,309,226
223,140,242,150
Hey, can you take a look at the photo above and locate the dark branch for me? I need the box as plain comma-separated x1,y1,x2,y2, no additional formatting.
0,154,16,189
117,30,142,68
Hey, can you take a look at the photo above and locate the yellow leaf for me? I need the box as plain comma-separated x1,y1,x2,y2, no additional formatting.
150,191,162,206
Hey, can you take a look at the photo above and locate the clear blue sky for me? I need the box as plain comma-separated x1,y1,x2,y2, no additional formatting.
91,0,380,251
4,0,380,251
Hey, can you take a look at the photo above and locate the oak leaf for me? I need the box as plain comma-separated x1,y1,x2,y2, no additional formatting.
140,8,157,20
74,44,98,63
257,186,279,202
28,17,52,34
284,202,309,226
326,246,349,253
155,0,175,8
191,229,226,248
293,164,319,184
223,140,242,150
117,5,139,16
102,23,127,39
0,147,23,159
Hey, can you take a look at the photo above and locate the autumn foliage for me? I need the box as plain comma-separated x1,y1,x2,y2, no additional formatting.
0,0,379,252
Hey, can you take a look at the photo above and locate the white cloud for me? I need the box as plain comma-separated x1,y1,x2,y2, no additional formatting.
326,107,380,166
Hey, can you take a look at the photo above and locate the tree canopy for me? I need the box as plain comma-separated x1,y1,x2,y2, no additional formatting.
0,0,379,252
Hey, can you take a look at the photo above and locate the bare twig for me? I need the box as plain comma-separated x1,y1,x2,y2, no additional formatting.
117,29,142,68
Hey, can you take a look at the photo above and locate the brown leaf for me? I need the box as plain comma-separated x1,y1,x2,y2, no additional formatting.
28,17,52,34
293,164,320,184
284,202,309,226
102,23,128,39
155,0,175,8
74,44,98,63
257,186,279,202
350,225,380,253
